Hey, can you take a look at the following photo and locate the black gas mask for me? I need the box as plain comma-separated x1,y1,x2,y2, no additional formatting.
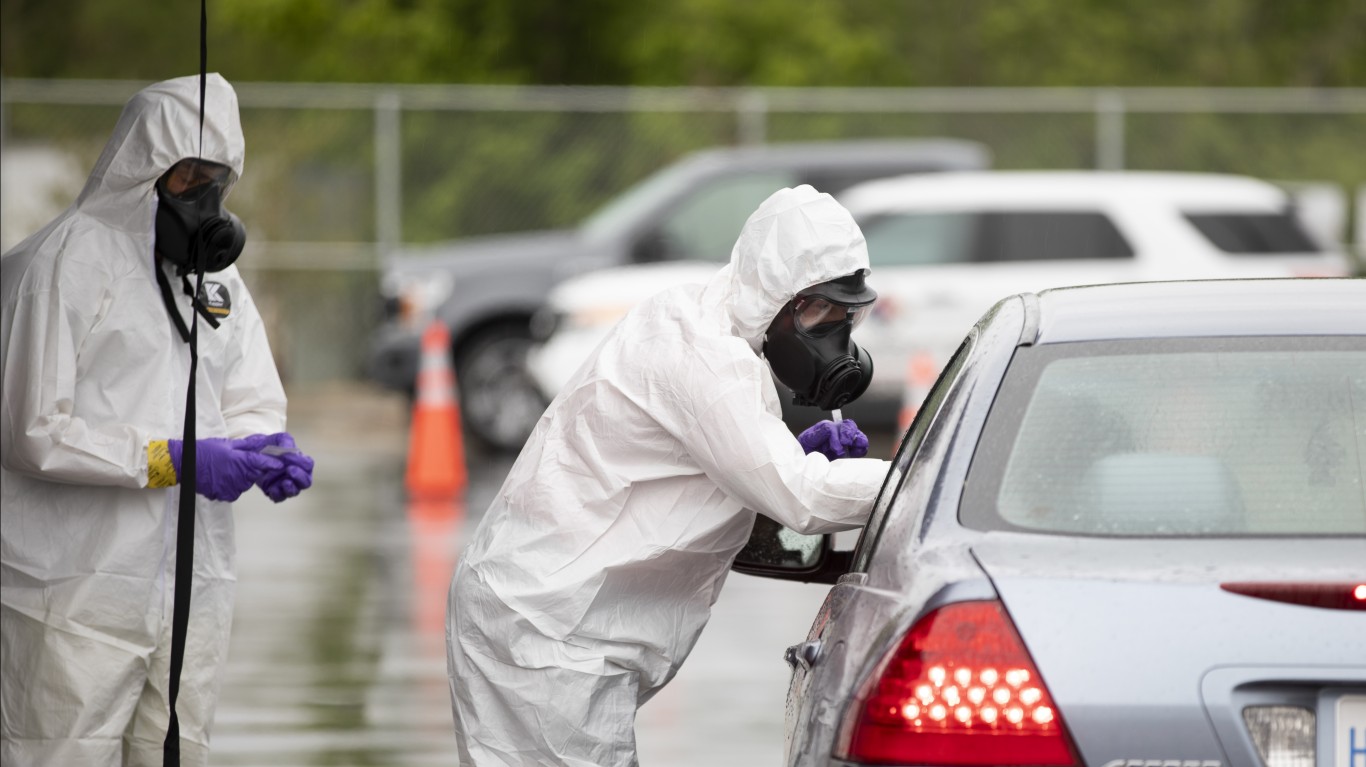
763,270,876,411
154,158,246,275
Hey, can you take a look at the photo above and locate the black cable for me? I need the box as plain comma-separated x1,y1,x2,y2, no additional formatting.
162,267,200,767
163,1,209,763
197,0,206,156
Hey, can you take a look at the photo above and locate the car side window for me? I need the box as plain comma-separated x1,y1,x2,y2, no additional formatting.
850,335,975,573
1183,210,1322,254
976,211,1134,262
859,212,978,266
653,171,798,262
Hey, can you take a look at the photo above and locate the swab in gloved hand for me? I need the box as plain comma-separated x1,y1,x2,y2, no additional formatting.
239,432,316,502
797,417,869,461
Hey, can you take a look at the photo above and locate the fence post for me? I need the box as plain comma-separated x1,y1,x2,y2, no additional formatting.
375,88,403,261
1095,89,1126,171
738,90,768,146
0,77,8,158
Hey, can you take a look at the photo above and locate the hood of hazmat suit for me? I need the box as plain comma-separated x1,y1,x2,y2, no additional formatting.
447,185,891,766
0,75,286,766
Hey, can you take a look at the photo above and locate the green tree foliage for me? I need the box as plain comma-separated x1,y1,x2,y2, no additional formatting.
2,0,207,79
621,0,896,86
862,0,1366,87
3,1,1362,246
208,0,644,84
6,0,1363,86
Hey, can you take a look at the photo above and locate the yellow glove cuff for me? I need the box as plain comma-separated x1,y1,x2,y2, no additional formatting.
147,440,178,489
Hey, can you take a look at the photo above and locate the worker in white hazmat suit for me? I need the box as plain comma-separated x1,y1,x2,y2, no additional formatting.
446,184,891,766
1,74,315,766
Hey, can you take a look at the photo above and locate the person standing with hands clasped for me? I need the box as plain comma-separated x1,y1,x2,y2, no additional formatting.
1,74,315,766
446,184,889,766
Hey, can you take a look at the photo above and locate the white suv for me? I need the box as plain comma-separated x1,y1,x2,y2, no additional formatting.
528,171,1353,430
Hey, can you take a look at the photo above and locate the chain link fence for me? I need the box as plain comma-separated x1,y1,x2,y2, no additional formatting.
4,80,1364,382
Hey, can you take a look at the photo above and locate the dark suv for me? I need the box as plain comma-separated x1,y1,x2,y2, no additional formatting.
367,139,991,452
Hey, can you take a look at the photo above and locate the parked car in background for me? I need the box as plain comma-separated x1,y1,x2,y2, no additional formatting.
528,172,1352,432
733,278,1366,767
366,139,990,451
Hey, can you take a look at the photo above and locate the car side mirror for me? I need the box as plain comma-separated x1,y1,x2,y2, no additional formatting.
731,514,852,585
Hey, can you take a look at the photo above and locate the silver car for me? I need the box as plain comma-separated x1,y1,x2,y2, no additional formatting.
736,278,1365,767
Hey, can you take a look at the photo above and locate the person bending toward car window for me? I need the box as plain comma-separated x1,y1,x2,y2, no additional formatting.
446,184,890,766
1,74,314,766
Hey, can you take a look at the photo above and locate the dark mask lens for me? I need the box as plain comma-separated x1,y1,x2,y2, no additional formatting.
794,297,841,336
162,159,232,201
847,304,871,331
794,296,866,337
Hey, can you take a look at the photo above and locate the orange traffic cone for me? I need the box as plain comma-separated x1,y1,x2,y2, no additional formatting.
406,320,468,500
896,351,941,437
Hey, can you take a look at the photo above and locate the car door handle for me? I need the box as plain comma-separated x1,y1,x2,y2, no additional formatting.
784,640,822,671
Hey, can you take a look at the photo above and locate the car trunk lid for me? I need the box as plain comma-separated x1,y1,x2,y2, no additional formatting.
971,534,1366,766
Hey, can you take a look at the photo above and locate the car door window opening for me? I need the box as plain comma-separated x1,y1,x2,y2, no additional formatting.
851,335,976,573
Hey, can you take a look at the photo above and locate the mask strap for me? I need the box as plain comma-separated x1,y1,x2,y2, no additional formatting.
155,261,223,345
179,274,222,329
155,261,192,343
164,2,208,763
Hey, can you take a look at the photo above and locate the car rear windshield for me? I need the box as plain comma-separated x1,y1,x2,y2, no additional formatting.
1184,210,1322,254
962,337,1366,536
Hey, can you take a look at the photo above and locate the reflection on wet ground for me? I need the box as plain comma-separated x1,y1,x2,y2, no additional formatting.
212,384,892,766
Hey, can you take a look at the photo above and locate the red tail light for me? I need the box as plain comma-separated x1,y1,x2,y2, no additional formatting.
838,600,1078,766
1221,582,1366,611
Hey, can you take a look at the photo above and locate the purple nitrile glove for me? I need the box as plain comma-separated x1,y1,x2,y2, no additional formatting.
241,432,315,503
797,419,869,461
167,437,285,502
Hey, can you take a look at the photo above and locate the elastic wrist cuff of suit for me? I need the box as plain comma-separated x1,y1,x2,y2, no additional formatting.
147,440,178,488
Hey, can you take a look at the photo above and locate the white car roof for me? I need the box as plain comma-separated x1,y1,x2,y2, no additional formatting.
840,171,1291,214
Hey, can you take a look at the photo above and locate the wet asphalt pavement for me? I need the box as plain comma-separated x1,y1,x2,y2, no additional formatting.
211,384,890,766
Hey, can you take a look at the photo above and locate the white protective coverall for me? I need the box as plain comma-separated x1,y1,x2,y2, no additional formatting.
0,75,286,766
447,185,891,766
